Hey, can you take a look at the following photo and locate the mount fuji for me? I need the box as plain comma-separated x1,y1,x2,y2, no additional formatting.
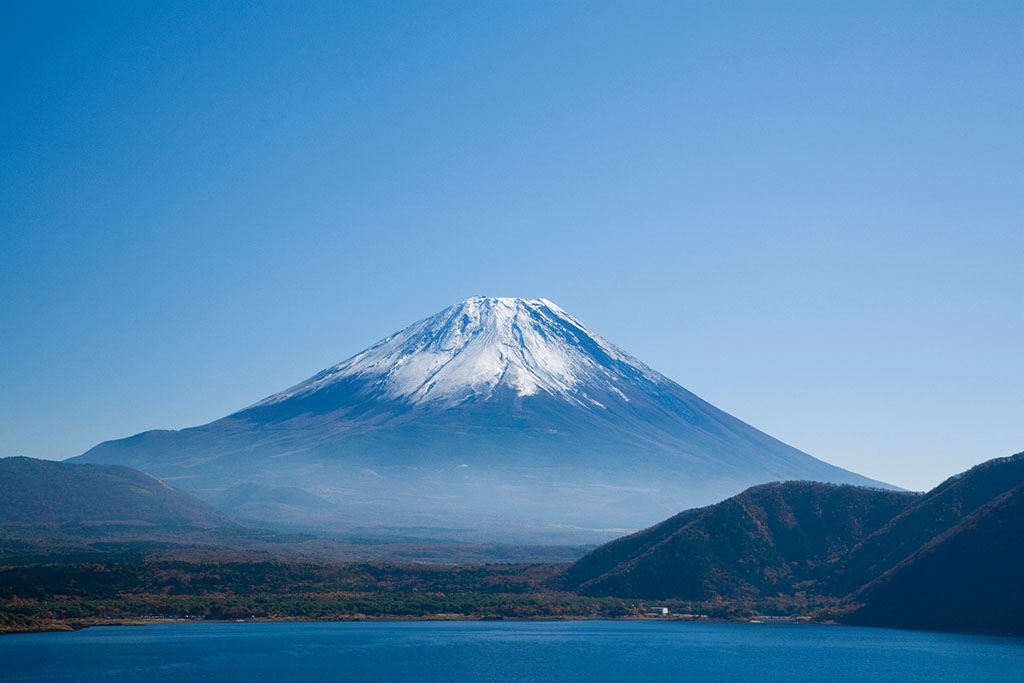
74,297,892,542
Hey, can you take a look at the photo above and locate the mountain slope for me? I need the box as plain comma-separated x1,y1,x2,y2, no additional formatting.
0,456,237,532
846,481,1024,634
74,297,891,541
565,451,1024,635
842,452,1024,635
830,451,1024,594
565,481,916,600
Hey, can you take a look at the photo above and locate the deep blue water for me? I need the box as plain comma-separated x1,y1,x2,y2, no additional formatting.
2,620,1023,682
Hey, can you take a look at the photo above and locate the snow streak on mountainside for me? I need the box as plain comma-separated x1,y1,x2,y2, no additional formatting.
253,297,657,409
74,296,895,543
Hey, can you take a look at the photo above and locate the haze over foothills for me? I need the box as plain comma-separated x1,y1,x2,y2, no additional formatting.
73,296,894,542
2,3,1022,492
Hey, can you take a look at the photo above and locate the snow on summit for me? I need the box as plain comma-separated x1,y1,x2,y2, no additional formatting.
256,297,660,408
78,295,893,539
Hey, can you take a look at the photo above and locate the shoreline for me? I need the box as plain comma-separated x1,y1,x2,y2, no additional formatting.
2,613,823,636
9,617,1024,642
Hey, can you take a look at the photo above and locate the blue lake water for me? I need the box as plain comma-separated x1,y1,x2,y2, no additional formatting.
2,620,1023,682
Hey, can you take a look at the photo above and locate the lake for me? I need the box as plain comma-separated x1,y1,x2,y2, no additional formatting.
2,620,1023,682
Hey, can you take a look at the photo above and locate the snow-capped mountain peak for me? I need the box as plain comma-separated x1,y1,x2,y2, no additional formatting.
78,296,893,542
255,296,658,408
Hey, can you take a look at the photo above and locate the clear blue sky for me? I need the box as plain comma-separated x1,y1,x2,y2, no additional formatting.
2,1,1021,491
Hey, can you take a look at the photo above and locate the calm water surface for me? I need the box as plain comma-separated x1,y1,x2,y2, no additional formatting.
2,620,1023,682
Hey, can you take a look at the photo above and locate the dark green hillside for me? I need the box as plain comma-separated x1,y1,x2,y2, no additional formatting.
563,507,706,591
565,481,916,600
846,479,1024,635
565,450,1024,635
0,457,238,531
831,451,1024,594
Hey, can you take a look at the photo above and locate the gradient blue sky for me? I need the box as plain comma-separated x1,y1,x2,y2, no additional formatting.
2,1,1021,490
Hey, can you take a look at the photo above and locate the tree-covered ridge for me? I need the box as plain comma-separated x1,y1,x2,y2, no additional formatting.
0,457,236,529
564,482,917,600
831,451,1024,593
845,479,1024,633
565,451,1024,635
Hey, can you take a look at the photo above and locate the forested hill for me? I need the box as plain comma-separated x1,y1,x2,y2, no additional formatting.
830,451,1024,593
563,481,916,600
566,451,1024,635
0,457,238,531
843,452,1024,633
